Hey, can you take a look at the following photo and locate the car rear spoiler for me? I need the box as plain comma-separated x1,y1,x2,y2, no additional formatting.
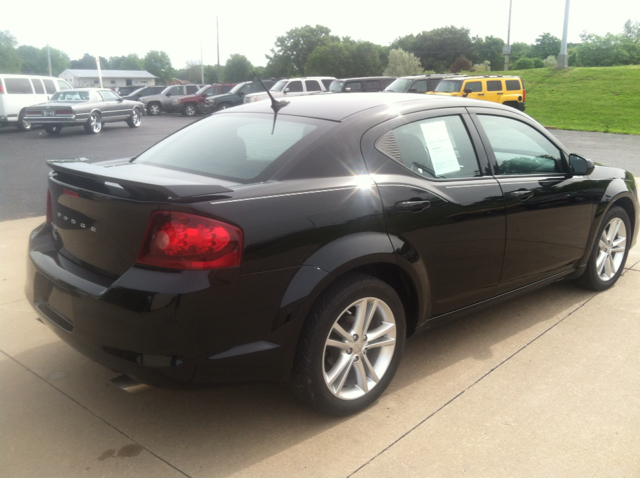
47,158,233,202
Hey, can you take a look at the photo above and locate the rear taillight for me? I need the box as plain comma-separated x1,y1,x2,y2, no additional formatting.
46,190,52,223
25,110,40,116
137,211,242,270
56,109,73,115
523,89,526,102
0,84,4,94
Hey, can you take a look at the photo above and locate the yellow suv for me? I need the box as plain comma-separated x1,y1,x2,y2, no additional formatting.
429,75,526,111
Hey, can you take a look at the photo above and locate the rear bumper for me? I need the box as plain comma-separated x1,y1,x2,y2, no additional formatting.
25,223,301,388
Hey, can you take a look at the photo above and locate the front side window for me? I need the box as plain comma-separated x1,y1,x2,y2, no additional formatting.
376,115,481,179
305,80,321,92
32,79,45,94
168,86,182,95
477,115,564,175
329,80,344,92
464,81,482,92
365,80,381,91
346,81,362,91
135,114,330,183
43,79,56,94
411,80,427,93
287,81,303,92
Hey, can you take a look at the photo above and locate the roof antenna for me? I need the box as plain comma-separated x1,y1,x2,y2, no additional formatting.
253,71,289,114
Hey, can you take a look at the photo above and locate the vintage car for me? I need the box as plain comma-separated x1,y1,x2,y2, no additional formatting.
24,88,144,134
25,93,638,416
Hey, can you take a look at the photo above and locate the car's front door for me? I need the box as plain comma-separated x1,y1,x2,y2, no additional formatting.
99,89,129,120
363,109,507,317
470,109,594,293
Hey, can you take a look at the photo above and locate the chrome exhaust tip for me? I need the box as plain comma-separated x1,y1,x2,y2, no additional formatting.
110,374,150,394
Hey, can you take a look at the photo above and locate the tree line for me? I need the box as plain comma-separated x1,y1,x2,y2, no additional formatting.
1,20,638,84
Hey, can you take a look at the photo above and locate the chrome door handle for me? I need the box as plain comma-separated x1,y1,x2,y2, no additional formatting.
508,189,533,200
395,200,431,212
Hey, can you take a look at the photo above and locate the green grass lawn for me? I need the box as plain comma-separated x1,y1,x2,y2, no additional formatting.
468,65,640,135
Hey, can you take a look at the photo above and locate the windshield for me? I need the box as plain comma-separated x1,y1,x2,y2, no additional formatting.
51,91,90,101
128,87,146,96
329,80,344,93
384,78,415,92
435,80,463,93
270,80,288,92
196,85,211,95
134,113,331,183
229,82,249,94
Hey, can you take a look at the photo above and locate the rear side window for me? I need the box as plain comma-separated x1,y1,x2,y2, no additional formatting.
376,115,481,179
186,85,198,94
43,79,56,94
505,79,522,91
4,78,33,94
32,79,45,94
486,80,503,91
135,114,331,182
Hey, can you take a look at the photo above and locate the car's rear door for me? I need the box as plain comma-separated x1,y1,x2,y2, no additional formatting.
362,108,507,317
469,107,594,293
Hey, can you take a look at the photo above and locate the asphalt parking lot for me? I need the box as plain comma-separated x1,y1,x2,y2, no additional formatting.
1,117,639,477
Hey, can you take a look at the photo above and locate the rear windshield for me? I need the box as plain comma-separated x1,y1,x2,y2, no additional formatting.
134,113,332,183
434,80,463,93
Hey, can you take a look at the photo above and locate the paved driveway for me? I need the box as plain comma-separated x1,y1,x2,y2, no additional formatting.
1,215,639,477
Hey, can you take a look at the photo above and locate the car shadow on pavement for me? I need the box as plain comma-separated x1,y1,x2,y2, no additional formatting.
6,277,599,477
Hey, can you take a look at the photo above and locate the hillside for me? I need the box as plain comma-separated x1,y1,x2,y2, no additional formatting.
472,65,640,135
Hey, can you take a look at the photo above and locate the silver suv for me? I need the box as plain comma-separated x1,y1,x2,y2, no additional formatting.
140,84,204,115
244,77,334,104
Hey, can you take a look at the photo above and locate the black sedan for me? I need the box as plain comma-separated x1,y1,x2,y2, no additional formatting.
25,93,638,416
24,88,144,135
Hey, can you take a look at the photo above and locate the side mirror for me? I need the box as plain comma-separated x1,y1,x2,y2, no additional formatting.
569,154,595,176
284,87,290,94
463,88,473,97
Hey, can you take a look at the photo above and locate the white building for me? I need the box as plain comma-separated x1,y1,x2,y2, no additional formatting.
59,70,158,88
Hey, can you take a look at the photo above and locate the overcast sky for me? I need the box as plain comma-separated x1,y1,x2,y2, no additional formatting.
3,1,639,70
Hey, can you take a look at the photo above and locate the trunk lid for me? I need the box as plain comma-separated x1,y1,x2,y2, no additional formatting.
48,158,237,277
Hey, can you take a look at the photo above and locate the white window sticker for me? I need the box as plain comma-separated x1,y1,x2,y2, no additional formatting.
420,121,460,175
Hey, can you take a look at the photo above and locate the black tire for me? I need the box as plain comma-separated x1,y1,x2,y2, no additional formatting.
84,112,102,134
126,107,142,128
181,103,197,117
44,125,62,135
291,272,406,416
575,206,631,291
147,103,162,116
17,112,32,131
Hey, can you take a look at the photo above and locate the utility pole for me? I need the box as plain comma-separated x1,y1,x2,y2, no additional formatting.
557,0,571,69
216,16,221,83
47,44,52,76
503,0,513,71
200,22,204,84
